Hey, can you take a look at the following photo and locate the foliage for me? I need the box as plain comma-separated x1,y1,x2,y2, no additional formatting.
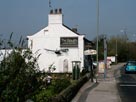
31,89,52,102
93,34,136,62
93,34,105,60
106,35,136,62
31,78,71,102
0,34,72,102
0,37,44,101
50,78,71,94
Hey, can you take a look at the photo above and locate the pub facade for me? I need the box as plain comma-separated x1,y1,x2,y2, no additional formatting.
27,9,93,73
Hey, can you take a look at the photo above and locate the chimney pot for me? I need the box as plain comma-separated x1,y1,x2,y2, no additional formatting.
59,8,62,13
50,9,53,14
72,28,78,33
48,8,63,25
55,9,58,14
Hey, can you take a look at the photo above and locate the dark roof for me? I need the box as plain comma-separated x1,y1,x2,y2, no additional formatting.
84,38,94,45
63,24,94,44
63,24,83,35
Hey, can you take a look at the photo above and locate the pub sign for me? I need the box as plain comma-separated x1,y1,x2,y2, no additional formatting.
60,37,78,47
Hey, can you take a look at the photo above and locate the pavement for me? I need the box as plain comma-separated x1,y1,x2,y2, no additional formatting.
71,63,124,102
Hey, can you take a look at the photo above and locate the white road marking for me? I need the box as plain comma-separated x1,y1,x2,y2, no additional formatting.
120,84,136,87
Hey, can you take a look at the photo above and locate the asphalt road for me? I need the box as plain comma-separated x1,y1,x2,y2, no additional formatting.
116,65,136,102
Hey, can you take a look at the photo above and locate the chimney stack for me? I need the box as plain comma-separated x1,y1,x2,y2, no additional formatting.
55,9,58,14
50,8,62,14
72,28,78,33
48,8,63,25
50,9,53,14
59,8,62,14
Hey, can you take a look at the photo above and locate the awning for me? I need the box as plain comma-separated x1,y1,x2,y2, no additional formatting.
84,49,97,55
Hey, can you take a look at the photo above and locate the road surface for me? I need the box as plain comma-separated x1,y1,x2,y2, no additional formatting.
116,65,136,102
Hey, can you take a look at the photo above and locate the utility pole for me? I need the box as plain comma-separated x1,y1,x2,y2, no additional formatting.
104,35,107,79
115,37,118,64
95,0,99,83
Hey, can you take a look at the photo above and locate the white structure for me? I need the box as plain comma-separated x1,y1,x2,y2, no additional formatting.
27,9,93,73
0,49,13,62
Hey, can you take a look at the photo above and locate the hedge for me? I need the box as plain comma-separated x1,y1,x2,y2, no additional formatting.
51,73,91,102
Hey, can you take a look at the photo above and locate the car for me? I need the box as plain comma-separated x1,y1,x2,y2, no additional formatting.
125,61,136,74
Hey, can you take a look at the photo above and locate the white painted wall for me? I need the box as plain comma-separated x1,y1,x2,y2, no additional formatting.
27,9,85,73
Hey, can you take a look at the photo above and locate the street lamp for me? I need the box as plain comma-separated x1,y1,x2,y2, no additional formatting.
104,35,107,79
115,37,118,64
96,0,99,83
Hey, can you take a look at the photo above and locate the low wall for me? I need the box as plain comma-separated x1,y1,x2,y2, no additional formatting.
51,73,91,102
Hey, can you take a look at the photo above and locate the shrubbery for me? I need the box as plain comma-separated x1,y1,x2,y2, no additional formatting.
32,78,71,102
0,35,71,102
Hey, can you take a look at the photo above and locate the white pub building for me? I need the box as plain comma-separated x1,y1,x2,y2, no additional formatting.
27,9,93,73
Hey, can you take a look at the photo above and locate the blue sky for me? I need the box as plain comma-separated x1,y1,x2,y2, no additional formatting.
0,0,136,41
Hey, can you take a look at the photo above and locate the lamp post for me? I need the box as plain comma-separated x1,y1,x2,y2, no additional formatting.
104,35,107,79
115,37,118,64
96,0,99,83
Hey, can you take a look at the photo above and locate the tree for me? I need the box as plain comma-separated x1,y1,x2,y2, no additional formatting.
0,49,44,102
0,35,71,102
0,35,45,102
93,34,136,62
107,34,136,62
93,34,105,60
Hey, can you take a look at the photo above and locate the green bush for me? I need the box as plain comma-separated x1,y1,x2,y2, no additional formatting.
0,35,71,102
0,35,46,102
0,50,44,102
51,73,91,102
51,79,71,94
31,78,71,102
31,89,52,102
